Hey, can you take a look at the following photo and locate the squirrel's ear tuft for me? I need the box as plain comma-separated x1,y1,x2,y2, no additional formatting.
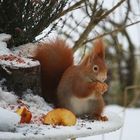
80,55,91,67
91,38,105,59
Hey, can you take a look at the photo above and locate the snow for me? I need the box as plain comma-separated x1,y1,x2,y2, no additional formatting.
0,33,11,42
0,83,123,139
121,108,140,140
0,87,17,107
22,93,52,113
0,84,52,117
0,33,40,68
0,112,122,140
79,106,140,140
0,107,20,132
0,56,40,68
0,42,10,53
0,34,12,58
12,43,38,58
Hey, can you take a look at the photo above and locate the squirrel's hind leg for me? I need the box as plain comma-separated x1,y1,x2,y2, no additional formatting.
90,96,108,121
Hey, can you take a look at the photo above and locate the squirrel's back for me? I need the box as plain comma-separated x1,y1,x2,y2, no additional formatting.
34,39,73,104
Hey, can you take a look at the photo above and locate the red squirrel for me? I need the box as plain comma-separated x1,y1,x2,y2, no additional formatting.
33,38,108,121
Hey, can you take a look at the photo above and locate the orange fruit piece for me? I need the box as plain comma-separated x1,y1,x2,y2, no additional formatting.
43,108,77,126
16,106,32,124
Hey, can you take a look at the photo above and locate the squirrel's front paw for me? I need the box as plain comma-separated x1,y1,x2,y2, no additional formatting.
95,82,108,94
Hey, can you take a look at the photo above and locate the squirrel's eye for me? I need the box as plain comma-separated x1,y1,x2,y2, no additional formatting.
93,65,99,72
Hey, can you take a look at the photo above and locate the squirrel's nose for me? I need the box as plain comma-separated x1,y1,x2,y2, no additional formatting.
98,75,107,82
102,76,107,82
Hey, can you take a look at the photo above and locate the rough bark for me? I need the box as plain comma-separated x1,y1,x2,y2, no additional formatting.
0,64,41,97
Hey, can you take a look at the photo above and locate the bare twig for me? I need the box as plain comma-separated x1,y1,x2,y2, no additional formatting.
73,0,126,51
84,20,140,43
100,0,126,19
73,8,104,51
56,0,85,19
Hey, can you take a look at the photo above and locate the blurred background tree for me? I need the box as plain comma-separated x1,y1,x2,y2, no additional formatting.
0,0,140,106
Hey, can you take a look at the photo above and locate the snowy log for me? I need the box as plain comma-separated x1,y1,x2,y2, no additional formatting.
0,59,41,97
0,34,41,97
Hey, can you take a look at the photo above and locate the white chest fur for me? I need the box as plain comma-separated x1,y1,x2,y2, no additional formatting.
70,94,96,115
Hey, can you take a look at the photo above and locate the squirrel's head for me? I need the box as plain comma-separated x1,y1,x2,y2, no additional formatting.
80,39,107,83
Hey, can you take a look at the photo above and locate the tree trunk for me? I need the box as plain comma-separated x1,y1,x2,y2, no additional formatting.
0,63,42,97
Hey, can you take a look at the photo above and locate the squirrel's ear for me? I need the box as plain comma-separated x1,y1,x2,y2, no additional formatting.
80,55,91,67
91,38,105,59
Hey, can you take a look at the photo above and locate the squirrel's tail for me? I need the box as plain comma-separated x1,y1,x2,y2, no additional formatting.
33,39,73,104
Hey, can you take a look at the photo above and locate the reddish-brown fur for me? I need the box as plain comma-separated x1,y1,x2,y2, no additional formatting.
34,39,73,104
34,38,108,121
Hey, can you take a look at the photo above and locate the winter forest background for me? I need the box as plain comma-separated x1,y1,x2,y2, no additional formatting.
0,0,140,140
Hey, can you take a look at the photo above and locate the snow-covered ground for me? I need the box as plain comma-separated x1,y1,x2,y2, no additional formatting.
79,106,140,140
0,83,139,140
0,84,122,139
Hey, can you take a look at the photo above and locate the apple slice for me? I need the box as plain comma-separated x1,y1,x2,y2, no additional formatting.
43,108,77,126
16,106,32,124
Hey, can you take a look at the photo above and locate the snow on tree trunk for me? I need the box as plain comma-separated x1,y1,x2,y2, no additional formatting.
0,63,41,97
0,33,41,97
